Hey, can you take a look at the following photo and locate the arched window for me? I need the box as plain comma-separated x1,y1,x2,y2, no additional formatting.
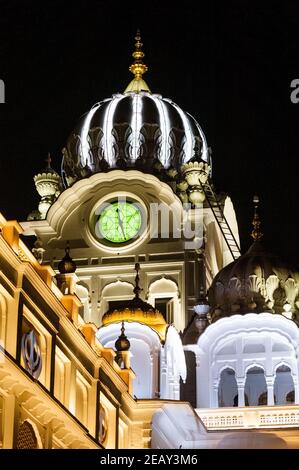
274,365,295,405
245,366,267,406
99,281,134,324
147,278,181,330
218,368,238,407
16,420,43,449
97,322,161,399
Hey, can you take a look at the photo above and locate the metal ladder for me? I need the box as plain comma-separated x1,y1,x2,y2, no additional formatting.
199,179,241,260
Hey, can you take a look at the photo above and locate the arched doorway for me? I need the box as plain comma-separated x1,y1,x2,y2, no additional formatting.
218,368,238,407
245,366,267,406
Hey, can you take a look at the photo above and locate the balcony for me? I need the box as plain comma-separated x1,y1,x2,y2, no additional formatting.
196,405,299,430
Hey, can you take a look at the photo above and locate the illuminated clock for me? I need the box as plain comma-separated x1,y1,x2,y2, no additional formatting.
96,201,142,243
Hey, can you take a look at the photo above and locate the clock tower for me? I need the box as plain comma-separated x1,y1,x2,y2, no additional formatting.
22,31,240,400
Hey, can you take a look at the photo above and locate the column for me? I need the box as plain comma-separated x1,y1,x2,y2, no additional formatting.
160,348,167,399
149,352,154,398
236,378,245,407
212,379,219,407
266,377,275,406
173,375,180,400
194,353,201,407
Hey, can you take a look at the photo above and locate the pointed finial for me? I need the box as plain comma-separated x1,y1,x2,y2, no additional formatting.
133,262,142,298
251,195,263,241
45,152,52,169
58,241,77,274
115,320,130,352
129,30,148,81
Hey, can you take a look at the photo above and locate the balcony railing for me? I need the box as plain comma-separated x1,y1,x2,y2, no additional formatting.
196,405,299,430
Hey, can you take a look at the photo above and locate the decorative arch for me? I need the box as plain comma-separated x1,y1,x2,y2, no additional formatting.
196,313,299,408
147,277,181,330
99,281,134,324
218,367,238,407
97,322,161,399
274,364,295,405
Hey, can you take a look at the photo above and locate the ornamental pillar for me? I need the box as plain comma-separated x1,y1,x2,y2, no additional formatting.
236,378,246,407
266,377,275,406
212,379,219,407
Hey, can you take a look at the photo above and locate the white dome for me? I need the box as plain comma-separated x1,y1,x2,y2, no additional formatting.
62,91,209,187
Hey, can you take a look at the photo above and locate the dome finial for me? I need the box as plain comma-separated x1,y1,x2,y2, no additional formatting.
129,29,148,80
115,321,131,352
133,262,142,298
124,31,150,93
251,194,263,241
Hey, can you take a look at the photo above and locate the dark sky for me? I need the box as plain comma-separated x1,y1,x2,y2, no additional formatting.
0,0,298,265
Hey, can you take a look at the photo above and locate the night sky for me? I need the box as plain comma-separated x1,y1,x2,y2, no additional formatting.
0,0,298,265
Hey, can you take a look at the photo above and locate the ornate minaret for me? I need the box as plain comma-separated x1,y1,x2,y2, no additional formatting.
28,153,62,220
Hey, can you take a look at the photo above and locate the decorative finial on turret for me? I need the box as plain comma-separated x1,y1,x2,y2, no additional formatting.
58,241,77,274
251,194,263,241
133,262,142,298
28,152,62,220
115,321,131,352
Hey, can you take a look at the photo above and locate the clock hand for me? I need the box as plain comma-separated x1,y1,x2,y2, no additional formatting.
116,208,126,238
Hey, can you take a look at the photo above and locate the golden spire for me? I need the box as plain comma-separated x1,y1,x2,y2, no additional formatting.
129,30,148,80
124,30,150,93
251,195,263,241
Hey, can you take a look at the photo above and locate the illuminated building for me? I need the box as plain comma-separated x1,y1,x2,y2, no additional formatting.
0,31,299,449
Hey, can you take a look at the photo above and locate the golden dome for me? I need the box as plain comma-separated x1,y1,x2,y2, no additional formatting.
102,263,167,340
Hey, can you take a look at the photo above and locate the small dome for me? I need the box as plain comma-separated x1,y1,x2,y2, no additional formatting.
61,92,209,187
102,295,167,340
208,241,299,322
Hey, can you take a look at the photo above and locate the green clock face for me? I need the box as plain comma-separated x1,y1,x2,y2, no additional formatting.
97,201,142,243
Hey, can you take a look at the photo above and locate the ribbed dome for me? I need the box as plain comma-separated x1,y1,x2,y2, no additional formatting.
102,296,167,341
208,241,299,323
61,91,209,187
